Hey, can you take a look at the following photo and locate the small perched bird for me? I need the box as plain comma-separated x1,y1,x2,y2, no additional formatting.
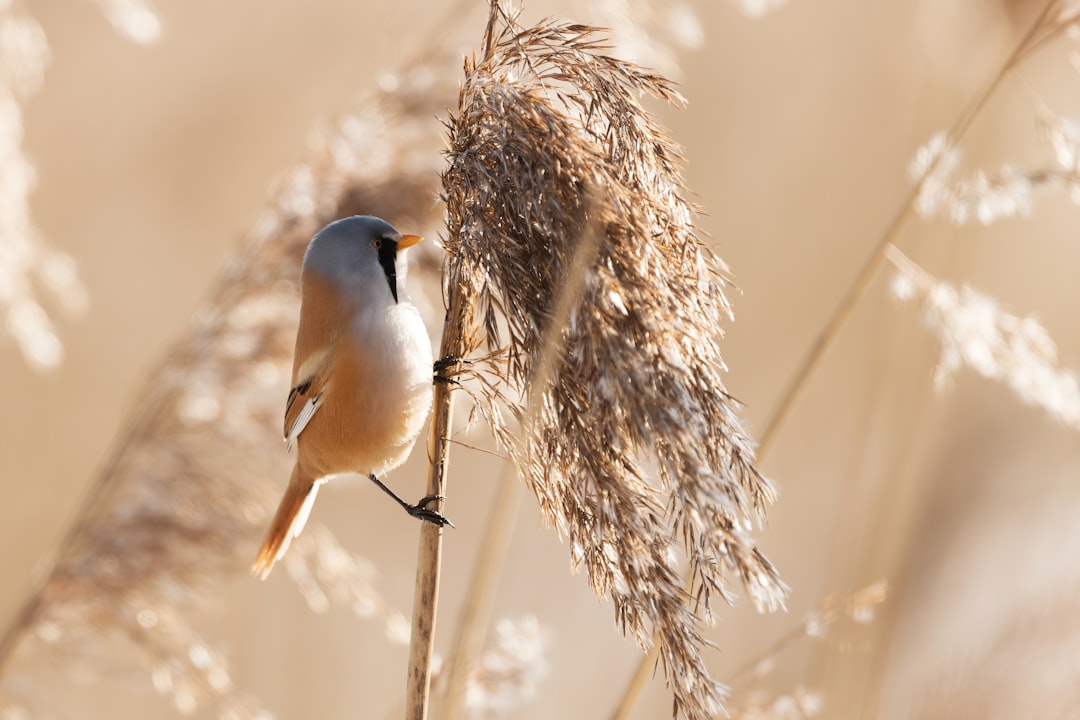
253,215,449,580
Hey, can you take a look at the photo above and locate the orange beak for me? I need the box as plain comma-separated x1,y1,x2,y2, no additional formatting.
398,234,423,249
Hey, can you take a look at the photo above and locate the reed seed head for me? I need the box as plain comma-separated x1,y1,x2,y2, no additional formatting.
441,5,786,717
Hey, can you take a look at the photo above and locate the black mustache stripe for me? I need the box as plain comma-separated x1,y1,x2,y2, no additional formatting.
377,238,399,303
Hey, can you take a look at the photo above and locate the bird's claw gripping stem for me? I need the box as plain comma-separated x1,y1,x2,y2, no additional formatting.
369,474,454,528
433,355,471,385
406,494,455,528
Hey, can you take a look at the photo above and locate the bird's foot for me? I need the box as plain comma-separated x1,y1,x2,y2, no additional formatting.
433,355,471,385
407,495,455,528
368,474,455,528
434,355,470,372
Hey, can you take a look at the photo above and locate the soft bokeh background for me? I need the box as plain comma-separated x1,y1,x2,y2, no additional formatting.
4,0,1079,718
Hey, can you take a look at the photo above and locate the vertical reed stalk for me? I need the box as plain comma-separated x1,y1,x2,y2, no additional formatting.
406,313,463,720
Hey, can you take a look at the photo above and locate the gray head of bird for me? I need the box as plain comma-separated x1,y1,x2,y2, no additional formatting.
302,215,423,304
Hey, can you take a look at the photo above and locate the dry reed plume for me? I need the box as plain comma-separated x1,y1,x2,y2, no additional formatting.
889,245,1080,428
892,1,1080,427
726,580,886,719
1,0,163,372
0,4,85,371
90,0,162,44
614,2,1080,717
432,4,786,717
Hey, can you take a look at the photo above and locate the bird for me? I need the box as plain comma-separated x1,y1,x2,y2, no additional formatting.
253,215,449,580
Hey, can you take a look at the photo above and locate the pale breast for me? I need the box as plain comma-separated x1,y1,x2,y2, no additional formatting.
296,298,432,479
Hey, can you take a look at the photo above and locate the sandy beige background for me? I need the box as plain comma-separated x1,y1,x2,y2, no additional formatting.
3,0,1078,718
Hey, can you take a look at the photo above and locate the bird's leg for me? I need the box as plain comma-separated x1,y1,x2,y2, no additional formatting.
368,474,454,528
433,355,471,386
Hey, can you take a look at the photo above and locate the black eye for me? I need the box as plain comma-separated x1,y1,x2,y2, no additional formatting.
372,238,383,250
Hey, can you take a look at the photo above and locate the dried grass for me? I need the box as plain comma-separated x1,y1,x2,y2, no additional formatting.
436,4,785,717
0,4,85,371
0,0,165,372
889,245,1080,428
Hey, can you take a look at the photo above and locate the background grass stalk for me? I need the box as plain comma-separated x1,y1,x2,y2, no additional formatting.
440,464,523,720
608,1,1060,716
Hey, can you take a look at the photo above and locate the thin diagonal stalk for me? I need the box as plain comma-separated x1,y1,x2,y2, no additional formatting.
608,2,1060,717
756,0,1056,459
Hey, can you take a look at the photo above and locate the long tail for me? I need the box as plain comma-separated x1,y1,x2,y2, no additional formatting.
253,466,321,580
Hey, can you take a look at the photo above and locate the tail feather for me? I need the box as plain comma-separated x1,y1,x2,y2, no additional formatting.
253,467,320,580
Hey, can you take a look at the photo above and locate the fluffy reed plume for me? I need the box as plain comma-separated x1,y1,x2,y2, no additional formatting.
908,113,1080,227
282,524,413,643
0,4,85,371
0,0,165,372
908,106,1080,225
440,5,786,717
588,0,704,76
905,3,1080,227
713,581,886,720
731,688,822,720
0,59,453,717
90,0,162,45
909,131,1035,225
888,245,1080,429
460,615,550,717
733,0,789,17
